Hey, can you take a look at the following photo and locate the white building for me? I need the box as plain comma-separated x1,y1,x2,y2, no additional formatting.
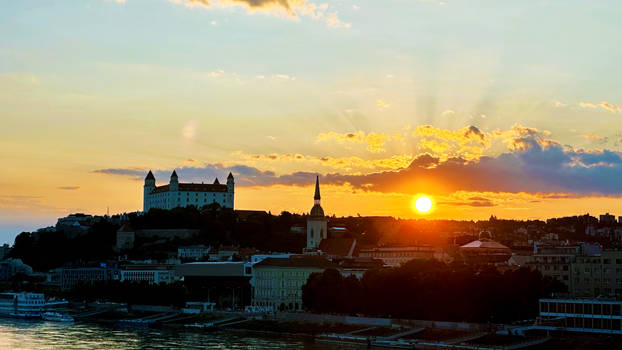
178,245,211,261
143,170,234,212
119,264,177,285
252,256,337,312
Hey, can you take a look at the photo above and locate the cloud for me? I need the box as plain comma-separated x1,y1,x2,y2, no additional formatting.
232,150,413,171
376,99,390,109
182,119,198,140
58,186,80,190
317,131,391,153
169,0,350,28
94,122,622,197
413,125,488,160
93,168,145,179
208,69,225,78
94,135,622,197
554,101,566,107
600,101,622,113
441,109,455,116
579,102,598,109
579,101,621,113
275,74,294,80
439,199,495,207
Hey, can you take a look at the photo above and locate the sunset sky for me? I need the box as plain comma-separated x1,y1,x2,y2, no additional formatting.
2,0,622,243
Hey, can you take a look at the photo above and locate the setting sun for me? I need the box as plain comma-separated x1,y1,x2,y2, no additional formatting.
414,196,433,213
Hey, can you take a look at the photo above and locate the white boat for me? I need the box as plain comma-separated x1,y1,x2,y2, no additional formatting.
42,312,74,322
0,292,45,319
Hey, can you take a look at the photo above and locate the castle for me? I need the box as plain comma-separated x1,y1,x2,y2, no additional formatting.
143,170,234,212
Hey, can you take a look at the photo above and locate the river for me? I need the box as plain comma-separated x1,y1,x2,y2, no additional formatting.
0,318,358,350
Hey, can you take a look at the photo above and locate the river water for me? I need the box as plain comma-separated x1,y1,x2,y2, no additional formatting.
0,319,356,350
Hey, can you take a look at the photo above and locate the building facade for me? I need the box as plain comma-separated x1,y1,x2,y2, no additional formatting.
60,266,115,291
116,224,135,251
178,245,211,261
252,256,337,311
359,246,437,267
540,298,622,334
571,250,622,298
119,264,177,284
143,170,234,212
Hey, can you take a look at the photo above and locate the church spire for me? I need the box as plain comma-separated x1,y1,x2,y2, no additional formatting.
314,175,321,204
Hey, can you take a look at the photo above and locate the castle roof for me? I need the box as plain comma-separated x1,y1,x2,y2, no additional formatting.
171,170,178,178
227,172,234,179
145,171,155,180
151,183,228,194
214,178,220,185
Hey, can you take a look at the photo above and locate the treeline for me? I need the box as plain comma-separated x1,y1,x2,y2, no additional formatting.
9,206,308,272
67,281,187,307
302,260,566,323
130,206,307,253
9,221,118,271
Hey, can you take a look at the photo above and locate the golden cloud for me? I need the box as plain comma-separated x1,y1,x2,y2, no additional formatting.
600,101,622,113
413,125,488,161
232,151,413,172
578,101,620,113
170,0,350,28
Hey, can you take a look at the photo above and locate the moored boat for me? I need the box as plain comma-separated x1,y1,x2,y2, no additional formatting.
0,292,45,319
42,312,74,322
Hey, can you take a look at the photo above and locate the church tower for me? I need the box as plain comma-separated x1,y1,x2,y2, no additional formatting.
143,170,155,212
306,176,327,249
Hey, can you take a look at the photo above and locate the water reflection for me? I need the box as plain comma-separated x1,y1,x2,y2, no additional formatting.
0,319,355,350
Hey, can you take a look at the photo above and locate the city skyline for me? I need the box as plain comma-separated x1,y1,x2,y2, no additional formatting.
2,0,622,243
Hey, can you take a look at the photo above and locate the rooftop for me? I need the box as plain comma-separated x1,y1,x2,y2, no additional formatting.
254,256,338,269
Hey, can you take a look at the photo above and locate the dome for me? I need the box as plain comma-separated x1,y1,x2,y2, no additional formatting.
310,204,325,217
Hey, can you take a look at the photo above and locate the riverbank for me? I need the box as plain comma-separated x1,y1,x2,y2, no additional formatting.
71,306,551,349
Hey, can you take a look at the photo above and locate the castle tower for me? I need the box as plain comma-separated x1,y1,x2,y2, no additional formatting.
227,172,235,208
143,170,155,212
306,175,327,249
169,170,179,191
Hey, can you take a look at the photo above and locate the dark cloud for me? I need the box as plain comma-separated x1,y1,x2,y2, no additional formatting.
439,200,496,207
58,186,80,190
93,168,145,179
93,135,622,196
